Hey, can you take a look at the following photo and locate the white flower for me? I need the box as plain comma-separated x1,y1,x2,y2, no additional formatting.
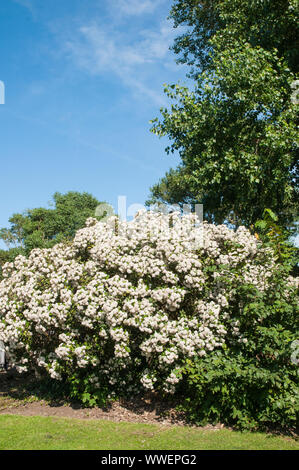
0,210,288,395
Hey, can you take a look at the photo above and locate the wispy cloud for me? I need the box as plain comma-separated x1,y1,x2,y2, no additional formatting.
63,19,181,105
11,0,34,13
71,21,176,67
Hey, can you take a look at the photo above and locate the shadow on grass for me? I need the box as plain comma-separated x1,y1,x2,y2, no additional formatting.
0,369,83,408
0,370,182,422
0,370,298,440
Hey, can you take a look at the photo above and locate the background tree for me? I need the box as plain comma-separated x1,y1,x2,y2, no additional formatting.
147,0,298,231
0,191,108,271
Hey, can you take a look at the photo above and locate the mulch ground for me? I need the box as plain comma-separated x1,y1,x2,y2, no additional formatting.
0,370,224,429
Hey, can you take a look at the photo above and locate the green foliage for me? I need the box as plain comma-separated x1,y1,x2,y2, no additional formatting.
180,350,298,431
67,373,111,408
178,268,299,431
170,0,299,75
254,208,299,270
0,191,108,273
149,0,299,230
0,247,25,266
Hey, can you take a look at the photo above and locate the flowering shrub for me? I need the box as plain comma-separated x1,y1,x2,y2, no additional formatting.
0,210,297,422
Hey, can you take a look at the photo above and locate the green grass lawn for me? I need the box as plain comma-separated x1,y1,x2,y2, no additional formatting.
0,414,297,450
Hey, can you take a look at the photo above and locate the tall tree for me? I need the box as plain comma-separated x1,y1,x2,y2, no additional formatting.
171,0,299,75
148,0,298,230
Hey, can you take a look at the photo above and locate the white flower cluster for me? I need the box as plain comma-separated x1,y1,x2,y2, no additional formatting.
0,210,288,395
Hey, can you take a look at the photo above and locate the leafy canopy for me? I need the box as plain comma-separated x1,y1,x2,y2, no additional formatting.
170,0,299,76
148,0,299,231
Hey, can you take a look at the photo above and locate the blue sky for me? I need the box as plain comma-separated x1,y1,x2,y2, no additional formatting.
0,0,189,248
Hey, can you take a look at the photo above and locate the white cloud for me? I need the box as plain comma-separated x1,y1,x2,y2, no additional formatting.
78,21,176,67
75,25,148,69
